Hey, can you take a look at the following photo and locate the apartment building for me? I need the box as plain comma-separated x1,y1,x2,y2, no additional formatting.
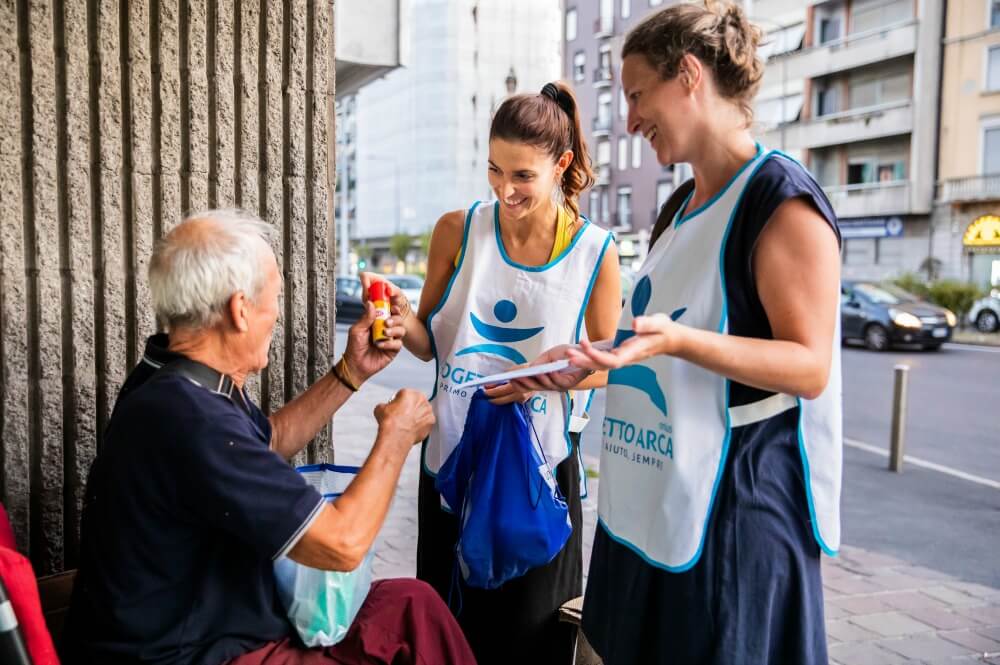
755,0,943,281
564,0,686,272
933,0,1000,287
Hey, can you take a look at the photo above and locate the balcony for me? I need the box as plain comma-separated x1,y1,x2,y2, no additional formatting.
334,0,406,95
762,99,912,151
592,115,612,137
824,180,911,218
596,165,611,186
937,175,1000,204
593,66,613,88
613,211,633,231
594,16,613,39
763,20,917,88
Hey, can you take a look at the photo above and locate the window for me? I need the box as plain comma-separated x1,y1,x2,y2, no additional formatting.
993,1,1000,28
597,138,611,166
619,88,628,118
847,158,904,185
566,8,577,41
599,0,613,33
599,45,612,71
618,137,628,170
810,152,837,187
621,0,631,19
573,52,586,83
600,188,610,225
983,120,1000,174
656,181,673,210
755,94,803,127
650,0,663,6
617,186,633,228
597,91,613,128
819,16,842,44
988,46,1000,91
848,73,909,110
758,23,805,60
631,135,642,168
589,190,601,223
817,86,841,116
850,0,911,35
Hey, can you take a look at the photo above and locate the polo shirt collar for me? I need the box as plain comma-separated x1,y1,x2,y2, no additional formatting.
141,333,183,370
151,341,251,414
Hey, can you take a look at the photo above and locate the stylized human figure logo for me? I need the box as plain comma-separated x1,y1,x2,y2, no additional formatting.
456,299,544,364
607,276,685,417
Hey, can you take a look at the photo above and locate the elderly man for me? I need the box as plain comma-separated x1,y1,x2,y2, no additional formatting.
64,210,475,664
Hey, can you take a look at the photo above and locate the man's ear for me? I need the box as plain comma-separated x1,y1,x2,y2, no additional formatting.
228,292,250,332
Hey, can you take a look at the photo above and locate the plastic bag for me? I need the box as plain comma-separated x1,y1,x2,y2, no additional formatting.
436,390,572,590
273,464,374,647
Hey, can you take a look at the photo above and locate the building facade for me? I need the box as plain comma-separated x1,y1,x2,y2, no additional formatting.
933,0,1000,287
756,0,944,282
563,0,685,272
341,0,562,271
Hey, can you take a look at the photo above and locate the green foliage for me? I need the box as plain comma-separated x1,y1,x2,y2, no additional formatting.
891,272,930,299
389,233,413,263
925,280,983,320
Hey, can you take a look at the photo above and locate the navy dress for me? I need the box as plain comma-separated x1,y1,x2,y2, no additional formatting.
582,155,841,665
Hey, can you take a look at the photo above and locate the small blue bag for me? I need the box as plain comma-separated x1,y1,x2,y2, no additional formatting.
436,390,572,590
273,464,374,647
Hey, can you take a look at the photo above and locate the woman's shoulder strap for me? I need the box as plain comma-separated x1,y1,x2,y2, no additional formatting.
649,179,696,249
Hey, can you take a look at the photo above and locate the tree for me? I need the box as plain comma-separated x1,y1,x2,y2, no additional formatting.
389,233,413,266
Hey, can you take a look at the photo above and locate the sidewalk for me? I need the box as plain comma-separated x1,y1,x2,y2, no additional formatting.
333,381,1000,665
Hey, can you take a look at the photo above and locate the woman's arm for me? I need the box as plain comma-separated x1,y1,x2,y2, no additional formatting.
567,197,841,400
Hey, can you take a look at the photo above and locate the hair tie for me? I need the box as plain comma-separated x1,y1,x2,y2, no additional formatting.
540,82,574,118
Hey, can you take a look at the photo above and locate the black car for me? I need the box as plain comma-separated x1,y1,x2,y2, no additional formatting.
335,276,366,323
841,281,957,351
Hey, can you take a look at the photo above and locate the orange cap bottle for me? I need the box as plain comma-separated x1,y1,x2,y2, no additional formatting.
369,280,390,343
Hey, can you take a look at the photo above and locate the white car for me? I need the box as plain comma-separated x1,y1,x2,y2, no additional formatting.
386,274,424,311
968,292,1000,333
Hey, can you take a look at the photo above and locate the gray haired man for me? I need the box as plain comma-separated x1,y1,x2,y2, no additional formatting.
64,210,475,664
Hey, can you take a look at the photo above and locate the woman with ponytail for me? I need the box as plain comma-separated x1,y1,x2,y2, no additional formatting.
360,81,621,665
516,2,843,663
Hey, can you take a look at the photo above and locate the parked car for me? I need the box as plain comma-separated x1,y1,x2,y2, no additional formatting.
968,291,1000,333
334,276,366,323
385,274,424,311
841,281,957,351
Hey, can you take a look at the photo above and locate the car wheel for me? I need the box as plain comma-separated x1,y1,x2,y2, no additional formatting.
863,324,890,352
976,310,1000,333
923,343,942,351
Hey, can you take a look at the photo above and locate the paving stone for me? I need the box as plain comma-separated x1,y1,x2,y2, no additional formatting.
869,572,935,592
939,629,1000,653
892,565,964,583
946,582,1000,602
832,594,897,616
954,606,1000,626
921,586,985,608
825,575,889,596
904,607,987,631
825,603,851,621
880,591,950,612
849,612,937,638
877,635,978,661
828,641,910,665
975,625,1000,642
827,618,881,643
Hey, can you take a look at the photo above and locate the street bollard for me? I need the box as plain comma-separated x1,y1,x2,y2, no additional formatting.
889,364,910,472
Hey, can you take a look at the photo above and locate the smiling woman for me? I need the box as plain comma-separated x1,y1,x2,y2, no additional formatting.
359,82,623,665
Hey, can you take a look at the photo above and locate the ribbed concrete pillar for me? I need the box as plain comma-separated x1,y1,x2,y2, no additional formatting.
1,0,336,575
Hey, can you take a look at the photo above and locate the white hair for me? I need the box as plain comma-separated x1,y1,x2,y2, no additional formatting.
149,208,276,331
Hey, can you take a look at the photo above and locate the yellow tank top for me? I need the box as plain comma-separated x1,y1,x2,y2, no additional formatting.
454,205,576,267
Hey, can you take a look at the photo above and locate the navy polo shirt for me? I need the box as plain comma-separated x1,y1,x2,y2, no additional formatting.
65,351,325,665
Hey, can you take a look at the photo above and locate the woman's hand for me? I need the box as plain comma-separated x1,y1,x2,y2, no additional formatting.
342,302,408,383
508,344,592,395
483,381,535,406
566,314,686,371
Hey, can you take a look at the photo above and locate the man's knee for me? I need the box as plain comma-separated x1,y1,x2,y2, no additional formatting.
371,578,446,612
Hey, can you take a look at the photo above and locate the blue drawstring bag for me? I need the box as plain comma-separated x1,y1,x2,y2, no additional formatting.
436,389,572,590
273,464,375,646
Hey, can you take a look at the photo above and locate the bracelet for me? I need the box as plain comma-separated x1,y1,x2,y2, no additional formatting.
331,357,360,392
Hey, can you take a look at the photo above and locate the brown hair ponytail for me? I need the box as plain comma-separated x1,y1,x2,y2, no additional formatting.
490,81,595,222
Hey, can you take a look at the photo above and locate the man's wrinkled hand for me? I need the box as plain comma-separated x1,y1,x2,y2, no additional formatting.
374,389,435,450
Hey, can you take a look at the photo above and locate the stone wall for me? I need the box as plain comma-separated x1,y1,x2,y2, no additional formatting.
1,0,336,575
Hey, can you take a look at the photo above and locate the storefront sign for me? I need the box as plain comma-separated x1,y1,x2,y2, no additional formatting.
839,217,904,239
963,215,1000,249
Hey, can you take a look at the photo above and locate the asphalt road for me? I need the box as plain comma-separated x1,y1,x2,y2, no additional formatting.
335,326,1000,586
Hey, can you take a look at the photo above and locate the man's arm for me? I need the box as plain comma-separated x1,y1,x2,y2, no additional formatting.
268,300,407,460
287,389,433,570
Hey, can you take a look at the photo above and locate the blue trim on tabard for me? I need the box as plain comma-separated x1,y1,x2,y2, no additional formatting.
675,143,763,228
423,201,479,477
584,389,595,412
597,149,776,572
493,202,592,272
795,397,839,557
295,463,362,474
469,313,544,342
574,229,613,343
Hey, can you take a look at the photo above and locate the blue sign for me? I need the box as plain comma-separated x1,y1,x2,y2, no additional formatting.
839,217,904,239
